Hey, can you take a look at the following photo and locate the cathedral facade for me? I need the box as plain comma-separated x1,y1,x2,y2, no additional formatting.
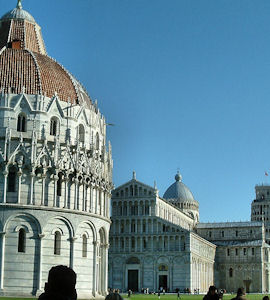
109,172,270,293
0,1,113,298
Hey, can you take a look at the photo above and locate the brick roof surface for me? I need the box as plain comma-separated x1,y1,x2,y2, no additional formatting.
0,10,92,105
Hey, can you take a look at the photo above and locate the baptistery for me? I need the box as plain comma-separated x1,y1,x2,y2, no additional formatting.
0,1,113,298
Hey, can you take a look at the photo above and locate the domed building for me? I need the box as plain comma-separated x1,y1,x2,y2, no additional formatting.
163,171,199,222
109,171,215,293
0,1,113,298
109,172,270,293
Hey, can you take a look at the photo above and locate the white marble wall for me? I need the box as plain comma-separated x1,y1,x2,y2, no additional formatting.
0,92,113,299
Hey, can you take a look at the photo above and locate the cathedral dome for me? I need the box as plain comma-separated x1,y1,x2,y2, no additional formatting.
0,1,92,105
163,171,197,204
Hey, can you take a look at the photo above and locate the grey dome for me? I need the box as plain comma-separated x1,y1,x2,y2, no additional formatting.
1,1,35,23
163,172,198,205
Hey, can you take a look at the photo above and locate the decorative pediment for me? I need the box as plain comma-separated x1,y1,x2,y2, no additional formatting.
8,140,29,166
114,178,156,194
14,94,33,113
76,106,89,125
58,146,75,172
47,95,64,118
35,142,54,168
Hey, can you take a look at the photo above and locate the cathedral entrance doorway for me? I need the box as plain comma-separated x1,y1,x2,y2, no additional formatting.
243,280,251,293
159,275,168,291
158,264,169,291
126,257,140,292
128,270,139,292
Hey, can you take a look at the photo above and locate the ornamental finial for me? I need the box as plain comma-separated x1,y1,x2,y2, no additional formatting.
17,0,22,9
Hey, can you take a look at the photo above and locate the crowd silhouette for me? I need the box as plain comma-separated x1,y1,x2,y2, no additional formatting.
38,267,269,300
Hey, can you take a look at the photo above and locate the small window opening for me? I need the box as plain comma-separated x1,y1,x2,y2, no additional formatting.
17,114,26,132
8,169,16,192
54,231,61,255
57,173,62,196
96,132,99,150
229,268,233,278
82,234,87,257
50,118,58,136
18,228,26,253
79,124,85,143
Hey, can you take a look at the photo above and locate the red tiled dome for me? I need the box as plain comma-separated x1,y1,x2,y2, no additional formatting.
0,4,92,105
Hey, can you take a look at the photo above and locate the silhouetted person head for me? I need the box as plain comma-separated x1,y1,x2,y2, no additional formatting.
263,296,269,300
208,286,217,295
105,293,123,300
236,288,245,297
39,265,77,300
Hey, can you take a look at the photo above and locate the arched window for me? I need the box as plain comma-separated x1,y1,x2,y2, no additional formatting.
18,228,26,253
126,257,140,264
158,264,168,271
54,231,61,255
57,173,62,197
7,169,16,192
82,234,87,257
229,268,233,277
50,117,58,136
79,124,85,143
17,113,26,132
96,132,99,150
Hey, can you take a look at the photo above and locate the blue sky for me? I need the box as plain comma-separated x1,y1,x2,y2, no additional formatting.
2,0,270,222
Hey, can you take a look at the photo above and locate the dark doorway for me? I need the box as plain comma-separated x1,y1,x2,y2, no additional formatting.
159,275,168,290
243,280,251,293
128,270,138,292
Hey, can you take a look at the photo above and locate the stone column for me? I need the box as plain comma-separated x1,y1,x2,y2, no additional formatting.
2,171,8,203
0,232,6,290
37,233,45,291
17,168,22,204
92,241,98,297
89,185,93,213
104,244,109,295
100,189,104,216
85,182,88,212
41,171,46,206
69,237,77,269
64,177,68,208
95,187,98,214
74,178,78,210
153,262,156,291
53,174,58,207
29,171,35,205
82,181,86,211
